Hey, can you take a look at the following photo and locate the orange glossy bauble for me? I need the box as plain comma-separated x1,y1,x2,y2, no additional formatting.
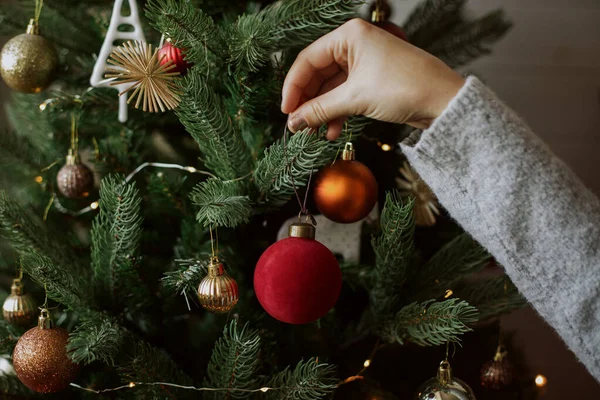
314,158,377,224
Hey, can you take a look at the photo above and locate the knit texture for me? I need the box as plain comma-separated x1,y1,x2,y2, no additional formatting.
401,76,600,381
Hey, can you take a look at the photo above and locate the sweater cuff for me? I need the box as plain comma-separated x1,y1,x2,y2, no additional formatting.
400,76,490,158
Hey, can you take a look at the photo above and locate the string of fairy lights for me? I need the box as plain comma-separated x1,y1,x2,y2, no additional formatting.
32,89,552,396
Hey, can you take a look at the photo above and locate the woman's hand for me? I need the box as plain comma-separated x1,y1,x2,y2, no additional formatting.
281,18,466,139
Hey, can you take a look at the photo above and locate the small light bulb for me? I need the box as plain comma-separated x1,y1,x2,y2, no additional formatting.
90,201,99,210
535,374,547,387
185,166,197,173
444,289,453,298
363,359,371,368
381,143,392,151
129,382,136,388
35,176,43,184
260,387,269,393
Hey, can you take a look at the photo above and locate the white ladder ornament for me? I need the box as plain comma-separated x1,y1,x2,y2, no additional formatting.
90,0,146,123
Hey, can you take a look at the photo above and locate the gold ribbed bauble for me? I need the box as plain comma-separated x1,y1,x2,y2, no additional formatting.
197,260,239,314
314,142,378,224
415,361,476,400
13,309,80,393
0,19,58,93
56,151,94,199
2,279,37,327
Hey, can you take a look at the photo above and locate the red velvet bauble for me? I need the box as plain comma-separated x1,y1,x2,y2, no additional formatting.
254,236,342,324
314,159,378,224
377,21,408,41
158,41,191,75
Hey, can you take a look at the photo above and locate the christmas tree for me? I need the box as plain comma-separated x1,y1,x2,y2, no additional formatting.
0,0,527,398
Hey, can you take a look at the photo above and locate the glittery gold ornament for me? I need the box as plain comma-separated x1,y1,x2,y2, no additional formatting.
396,162,440,227
56,150,94,199
0,19,58,93
415,360,476,400
13,309,79,393
197,259,239,314
105,41,181,113
2,279,37,327
480,345,514,389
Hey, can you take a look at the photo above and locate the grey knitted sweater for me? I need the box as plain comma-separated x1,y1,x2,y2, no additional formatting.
401,77,600,381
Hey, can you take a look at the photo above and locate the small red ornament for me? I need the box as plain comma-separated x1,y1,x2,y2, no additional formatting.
158,41,191,75
480,345,514,390
314,143,378,224
254,222,342,324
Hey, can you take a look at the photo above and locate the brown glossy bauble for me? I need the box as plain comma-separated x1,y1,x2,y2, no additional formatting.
56,152,94,199
480,345,514,390
13,309,79,393
314,143,377,224
0,20,58,93
2,279,37,327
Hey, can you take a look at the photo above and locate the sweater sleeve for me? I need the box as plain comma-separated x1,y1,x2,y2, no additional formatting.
400,76,600,381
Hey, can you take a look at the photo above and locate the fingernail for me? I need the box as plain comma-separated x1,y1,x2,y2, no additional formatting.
287,114,308,133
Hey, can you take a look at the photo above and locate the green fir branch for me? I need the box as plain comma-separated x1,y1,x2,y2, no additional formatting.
91,175,144,308
227,14,275,72
176,73,253,180
0,374,34,397
455,275,526,321
379,298,479,346
409,233,490,300
370,193,415,315
427,10,512,69
161,259,208,301
190,179,252,228
119,341,194,400
402,0,466,48
0,319,23,354
264,0,359,48
68,317,124,366
0,192,92,309
5,94,62,160
204,320,261,399
254,130,332,207
265,359,337,400
20,251,92,310
145,0,223,66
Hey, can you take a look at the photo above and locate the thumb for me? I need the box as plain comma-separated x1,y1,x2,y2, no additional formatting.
287,84,353,133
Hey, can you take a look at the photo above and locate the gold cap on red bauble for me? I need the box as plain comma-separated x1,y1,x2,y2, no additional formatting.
288,222,316,239
314,143,377,224
13,308,79,393
0,19,58,93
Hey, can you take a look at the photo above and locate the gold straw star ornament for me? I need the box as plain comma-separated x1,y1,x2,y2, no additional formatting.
396,162,440,226
105,41,181,113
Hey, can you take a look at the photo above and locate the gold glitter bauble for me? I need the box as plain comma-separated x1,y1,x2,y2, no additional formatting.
2,279,37,327
0,20,58,93
197,260,239,314
56,153,94,199
13,309,79,393
415,361,476,400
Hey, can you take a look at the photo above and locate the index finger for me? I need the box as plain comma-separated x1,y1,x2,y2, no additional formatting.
281,28,348,114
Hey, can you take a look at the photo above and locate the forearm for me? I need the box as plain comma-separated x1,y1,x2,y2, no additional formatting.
401,77,600,380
